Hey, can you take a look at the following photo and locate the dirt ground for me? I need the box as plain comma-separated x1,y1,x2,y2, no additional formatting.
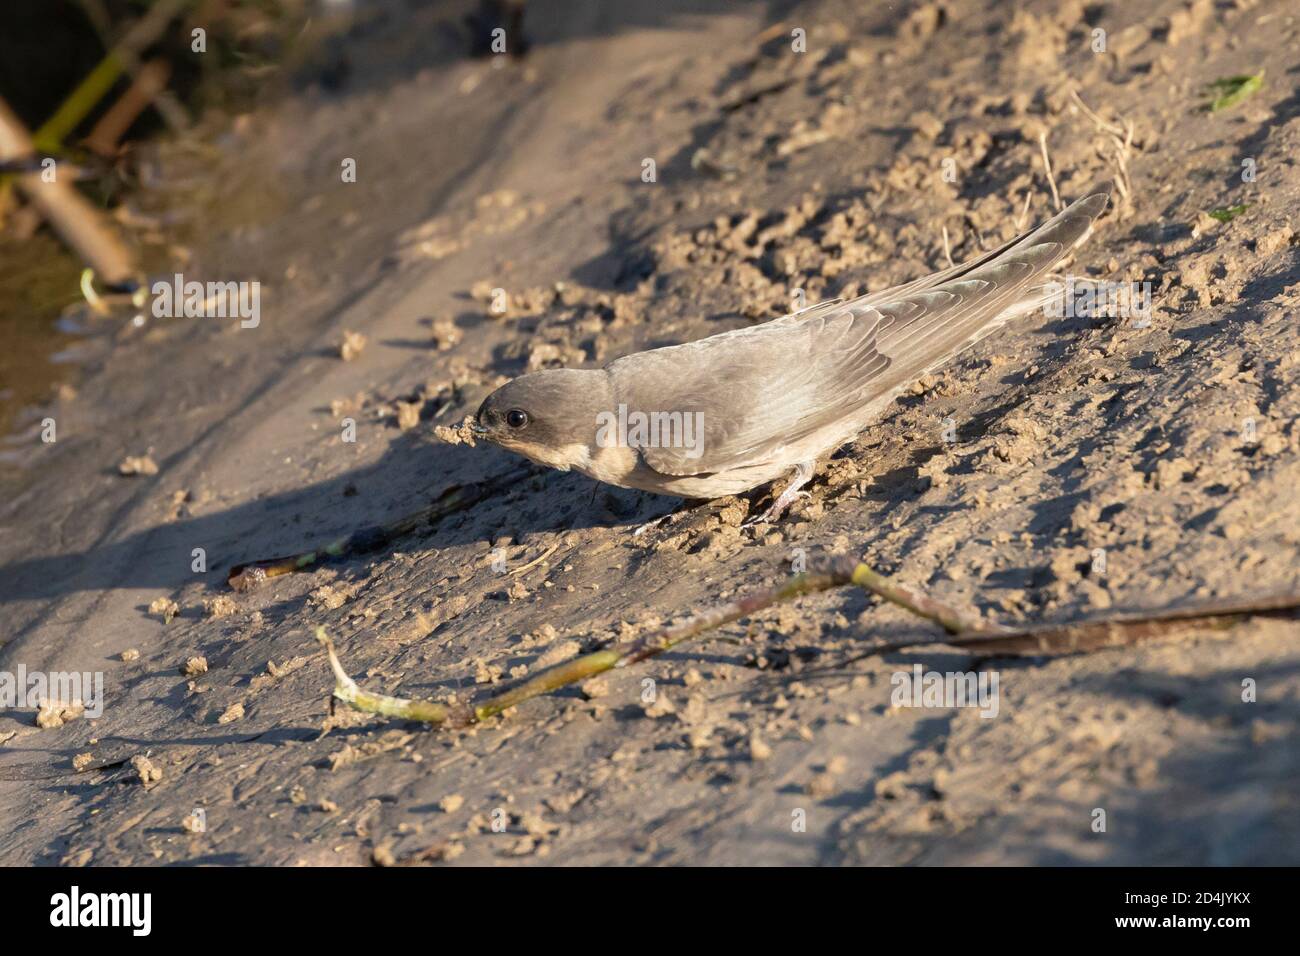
2,0,1298,866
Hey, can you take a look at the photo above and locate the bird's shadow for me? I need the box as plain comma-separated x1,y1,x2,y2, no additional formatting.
0,429,663,617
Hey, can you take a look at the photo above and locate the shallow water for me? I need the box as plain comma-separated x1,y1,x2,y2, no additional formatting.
0,231,82,445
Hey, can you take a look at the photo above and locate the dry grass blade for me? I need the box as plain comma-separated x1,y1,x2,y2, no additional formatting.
1038,130,1062,213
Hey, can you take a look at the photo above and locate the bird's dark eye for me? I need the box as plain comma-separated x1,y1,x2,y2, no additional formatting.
506,409,529,429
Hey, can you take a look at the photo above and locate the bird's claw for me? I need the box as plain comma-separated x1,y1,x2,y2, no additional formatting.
743,490,811,527
632,519,661,537
633,510,681,537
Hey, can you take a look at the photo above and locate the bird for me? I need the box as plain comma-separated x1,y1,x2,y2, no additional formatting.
472,182,1112,525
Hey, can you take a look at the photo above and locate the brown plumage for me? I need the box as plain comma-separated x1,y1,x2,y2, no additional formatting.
474,183,1111,522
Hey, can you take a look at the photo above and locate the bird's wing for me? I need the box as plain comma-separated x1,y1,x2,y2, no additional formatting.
863,183,1110,308
765,296,845,326
611,182,1111,479
770,183,1109,329
865,183,1111,388
609,306,890,477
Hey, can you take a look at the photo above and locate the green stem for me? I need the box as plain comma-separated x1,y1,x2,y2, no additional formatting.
317,628,470,726
316,556,1300,731
33,55,125,154
846,561,998,634
314,558,990,727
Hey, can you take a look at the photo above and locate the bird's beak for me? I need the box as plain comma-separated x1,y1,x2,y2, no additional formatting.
469,418,489,436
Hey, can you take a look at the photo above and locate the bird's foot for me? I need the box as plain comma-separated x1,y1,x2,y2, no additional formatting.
743,462,816,527
744,490,811,527
632,507,685,538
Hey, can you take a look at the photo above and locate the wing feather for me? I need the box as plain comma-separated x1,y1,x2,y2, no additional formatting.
605,183,1111,480
611,307,889,476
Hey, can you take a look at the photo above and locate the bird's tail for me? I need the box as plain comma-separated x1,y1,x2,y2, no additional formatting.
866,182,1113,388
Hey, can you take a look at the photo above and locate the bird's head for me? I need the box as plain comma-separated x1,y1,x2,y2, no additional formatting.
472,368,610,471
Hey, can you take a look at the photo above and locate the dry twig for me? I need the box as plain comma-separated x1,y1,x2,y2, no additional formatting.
316,556,1299,731
1038,130,1062,213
